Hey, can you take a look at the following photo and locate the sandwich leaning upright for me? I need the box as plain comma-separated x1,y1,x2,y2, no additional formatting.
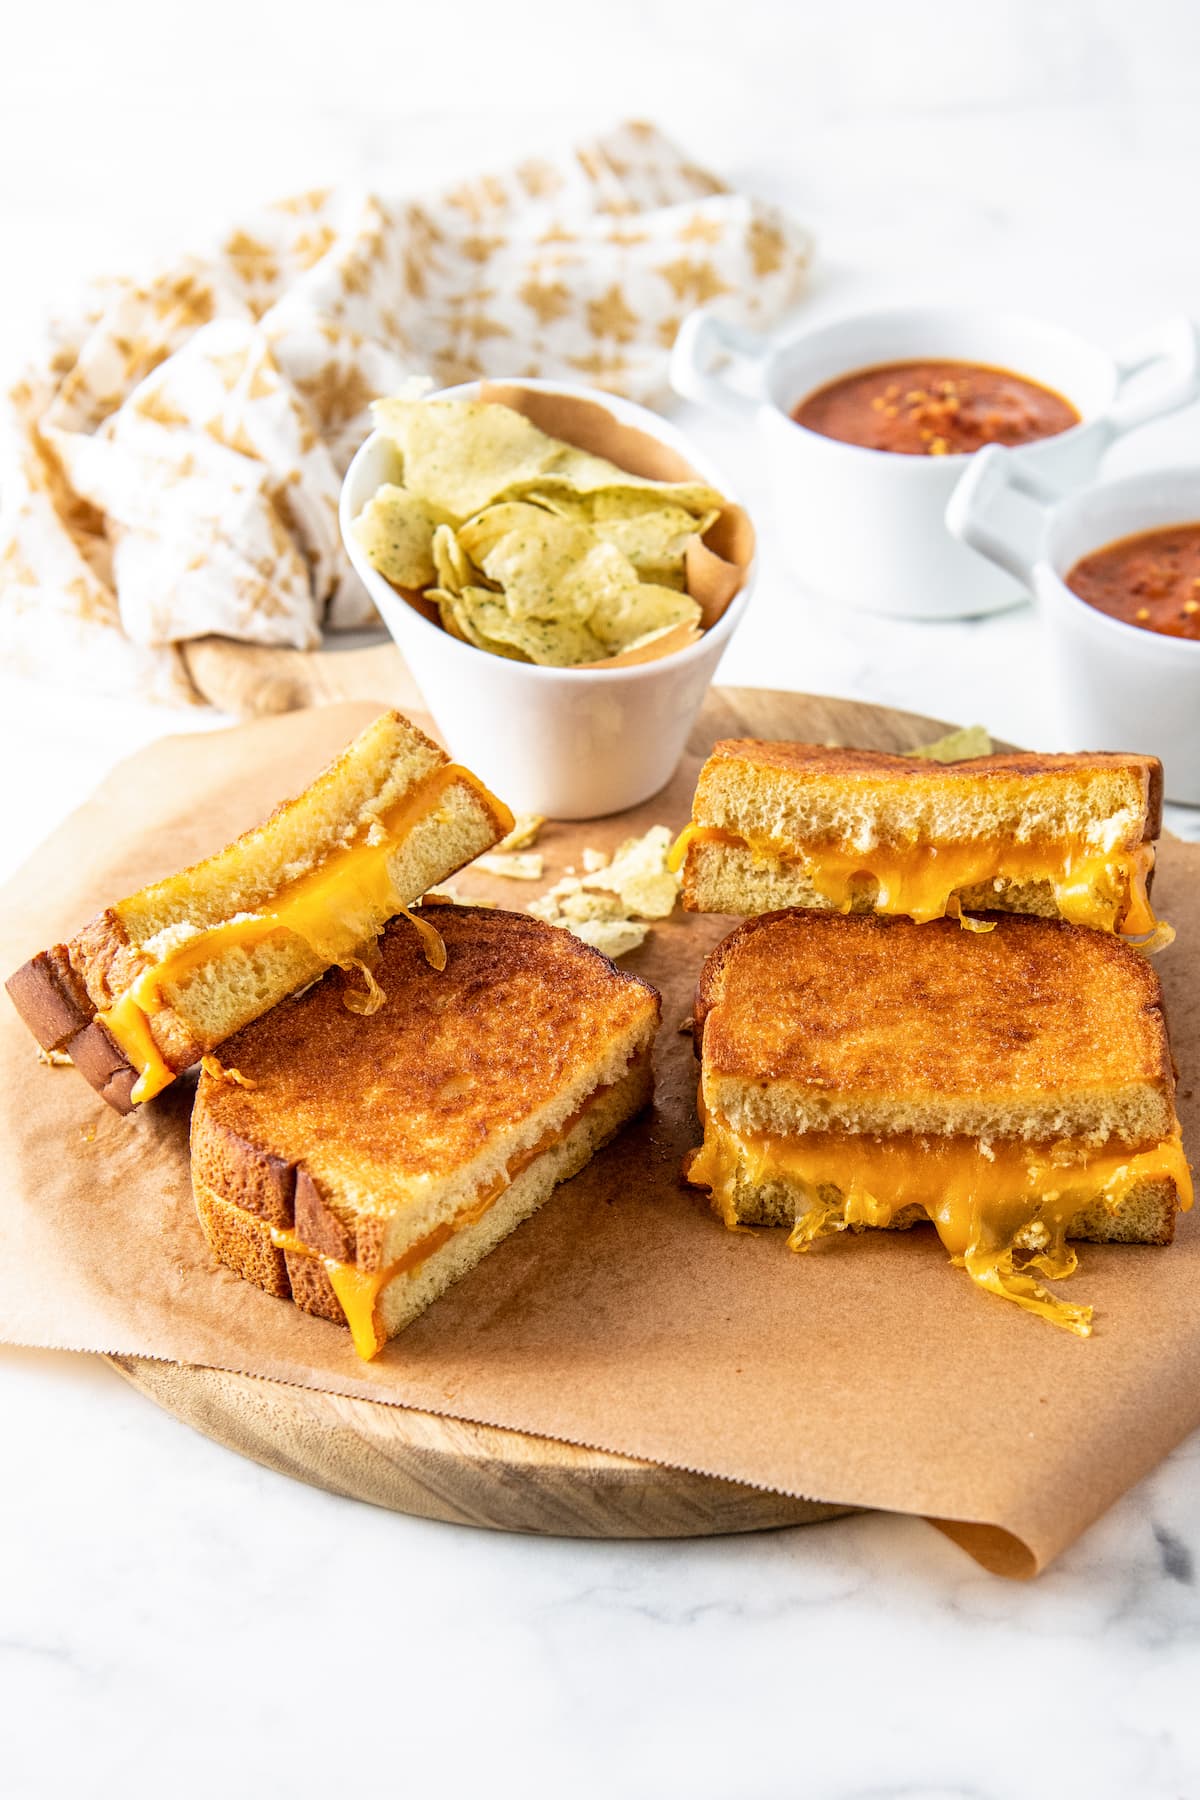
686,909,1191,1334
6,711,513,1111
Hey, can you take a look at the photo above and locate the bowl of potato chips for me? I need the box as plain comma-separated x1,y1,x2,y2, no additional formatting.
340,379,755,817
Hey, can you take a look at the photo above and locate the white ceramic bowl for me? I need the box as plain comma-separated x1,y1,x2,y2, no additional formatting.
671,304,1199,621
340,379,755,819
947,446,1200,803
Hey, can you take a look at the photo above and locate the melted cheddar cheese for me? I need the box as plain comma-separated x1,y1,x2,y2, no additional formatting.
100,763,508,1103
668,822,1161,938
687,1112,1192,1335
267,1076,620,1359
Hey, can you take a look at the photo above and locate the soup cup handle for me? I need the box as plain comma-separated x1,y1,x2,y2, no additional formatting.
945,446,1058,589
670,307,768,417
1103,315,1200,438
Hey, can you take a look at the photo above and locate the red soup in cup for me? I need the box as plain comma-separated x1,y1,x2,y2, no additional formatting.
793,359,1080,457
1066,524,1200,642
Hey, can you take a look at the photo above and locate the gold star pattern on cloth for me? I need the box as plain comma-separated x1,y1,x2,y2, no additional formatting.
0,121,812,705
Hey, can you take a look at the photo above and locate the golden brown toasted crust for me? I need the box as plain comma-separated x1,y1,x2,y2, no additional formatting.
188,1107,297,1228
196,909,659,1224
694,911,1176,1147
195,1182,292,1299
191,907,661,1344
4,948,139,1113
700,740,1163,837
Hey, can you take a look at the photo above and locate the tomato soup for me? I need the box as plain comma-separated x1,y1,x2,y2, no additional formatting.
1066,524,1200,642
793,359,1080,456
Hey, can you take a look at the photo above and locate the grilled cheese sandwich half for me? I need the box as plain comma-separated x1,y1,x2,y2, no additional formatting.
191,907,660,1357
7,711,513,1111
686,911,1191,1335
671,741,1165,938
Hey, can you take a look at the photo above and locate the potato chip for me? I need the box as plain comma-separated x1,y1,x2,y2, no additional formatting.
525,487,715,581
588,582,701,656
434,588,532,661
568,918,649,958
352,485,450,590
372,399,561,518
424,885,498,909
526,826,678,961
472,851,545,879
582,826,680,918
558,889,627,924
459,504,633,625
527,447,724,516
452,587,607,666
591,506,713,578
431,522,480,596
494,812,544,852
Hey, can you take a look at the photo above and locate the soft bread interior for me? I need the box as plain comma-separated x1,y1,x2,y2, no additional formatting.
684,841,1078,923
381,1052,653,1338
704,1069,1176,1153
692,745,1154,854
713,1152,1179,1246
154,778,503,1046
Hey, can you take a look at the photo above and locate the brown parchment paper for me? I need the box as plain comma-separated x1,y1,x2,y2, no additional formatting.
2,700,1199,1579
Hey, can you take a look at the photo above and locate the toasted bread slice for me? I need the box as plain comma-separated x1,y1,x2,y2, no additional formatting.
695,910,1176,1148
675,741,1164,936
687,911,1191,1335
191,907,660,1357
7,711,513,1112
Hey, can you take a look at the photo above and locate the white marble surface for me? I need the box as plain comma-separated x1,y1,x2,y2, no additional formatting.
4,6,1200,1796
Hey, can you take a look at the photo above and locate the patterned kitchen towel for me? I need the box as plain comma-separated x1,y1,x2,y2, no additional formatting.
0,121,811,706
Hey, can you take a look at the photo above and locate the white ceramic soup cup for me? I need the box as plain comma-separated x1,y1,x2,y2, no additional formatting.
670,304,1199,621
340,379,755,819
947,446,1200,804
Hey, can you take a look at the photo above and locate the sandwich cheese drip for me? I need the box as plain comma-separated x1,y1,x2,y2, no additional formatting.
668,823,1163,940
99,765,506,1102
262,1070,631,1358
687,1113,1194,1335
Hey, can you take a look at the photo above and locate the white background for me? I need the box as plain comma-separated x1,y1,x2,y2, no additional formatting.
3,5,1200,1797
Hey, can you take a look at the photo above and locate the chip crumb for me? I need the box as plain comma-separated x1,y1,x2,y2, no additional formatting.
473,850,545,879
569,918,649,958
36,1046,73,1068
677,1016,694,1035
494,812,545,852
525,823,679,956
910,724,993,762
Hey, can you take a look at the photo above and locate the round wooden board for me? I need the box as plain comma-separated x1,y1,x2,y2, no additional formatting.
111,679,968,1538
